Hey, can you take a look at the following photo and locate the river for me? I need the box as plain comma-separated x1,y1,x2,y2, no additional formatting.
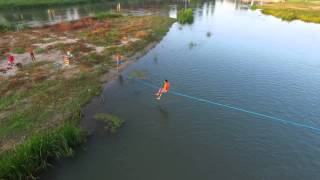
7,0,320,179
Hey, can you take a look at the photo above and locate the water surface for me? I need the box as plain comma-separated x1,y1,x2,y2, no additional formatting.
0,0,178,26
42,0,320,179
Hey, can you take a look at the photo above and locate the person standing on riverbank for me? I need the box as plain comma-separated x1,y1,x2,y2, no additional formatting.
67,49,74,60
115,53,122,72
155,80,170,100
28,48,36,62
7,54,14,69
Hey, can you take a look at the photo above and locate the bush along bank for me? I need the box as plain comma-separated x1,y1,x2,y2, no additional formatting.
177,8,194,24
0,123,84,179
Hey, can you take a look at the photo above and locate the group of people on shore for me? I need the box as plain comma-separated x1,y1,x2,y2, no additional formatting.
2,48,170,100
1,48,36,72
1,47,73,72
2,48,124,71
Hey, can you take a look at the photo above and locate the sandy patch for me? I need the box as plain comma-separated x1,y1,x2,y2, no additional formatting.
0,50,63,77
33,38,78,49
85,43,105,54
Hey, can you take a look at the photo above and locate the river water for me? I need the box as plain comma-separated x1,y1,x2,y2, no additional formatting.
13,0,319,179
0,0,177,26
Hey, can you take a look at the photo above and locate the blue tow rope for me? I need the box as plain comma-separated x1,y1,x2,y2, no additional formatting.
133,78,320,133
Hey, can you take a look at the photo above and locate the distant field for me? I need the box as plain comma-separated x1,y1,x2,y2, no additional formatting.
0,0,96,7
254,1,320,24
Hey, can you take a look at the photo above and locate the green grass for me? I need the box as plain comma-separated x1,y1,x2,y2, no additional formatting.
0,23,30,33
251,3,258,10
0,24,15,33
0,74,102,178
105,29,120,45
261,8,320,23
0,69,103,139
94,114,124,133
79,53,107,66
93,12,123,20
12,47,25,54
177,8,194,24
0,63,104,179
254,2,320,23
0,123,83,179
34,48,45,54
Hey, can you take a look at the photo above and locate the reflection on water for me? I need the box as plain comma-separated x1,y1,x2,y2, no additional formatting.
117,3,121,12
118,75,125,86
0,0,246,27
47,9,55,21
168,5,177,18
66,8,80,21
157,105,169,119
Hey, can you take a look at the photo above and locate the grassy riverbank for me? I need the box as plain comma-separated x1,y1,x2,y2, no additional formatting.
253,1,320,23
0,14,175,179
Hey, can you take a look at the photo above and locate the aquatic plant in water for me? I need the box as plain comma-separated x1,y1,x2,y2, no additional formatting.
189,41,197,49
95,114,124,133
177,8,194,24
251,3,258,10
153,54,158,61
206,32,212,38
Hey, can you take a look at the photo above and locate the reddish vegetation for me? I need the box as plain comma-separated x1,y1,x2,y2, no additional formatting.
135,31,149,38
46,17,110,32
93,21,110,32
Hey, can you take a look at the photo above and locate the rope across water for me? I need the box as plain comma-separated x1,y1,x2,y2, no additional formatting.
132,78,320,133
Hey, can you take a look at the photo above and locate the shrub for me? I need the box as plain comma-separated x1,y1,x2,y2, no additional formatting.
0,23,29,33
0,124,83,179
0,24,15,33
251,3,258,10
79,53,103,66
177,8,194,24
